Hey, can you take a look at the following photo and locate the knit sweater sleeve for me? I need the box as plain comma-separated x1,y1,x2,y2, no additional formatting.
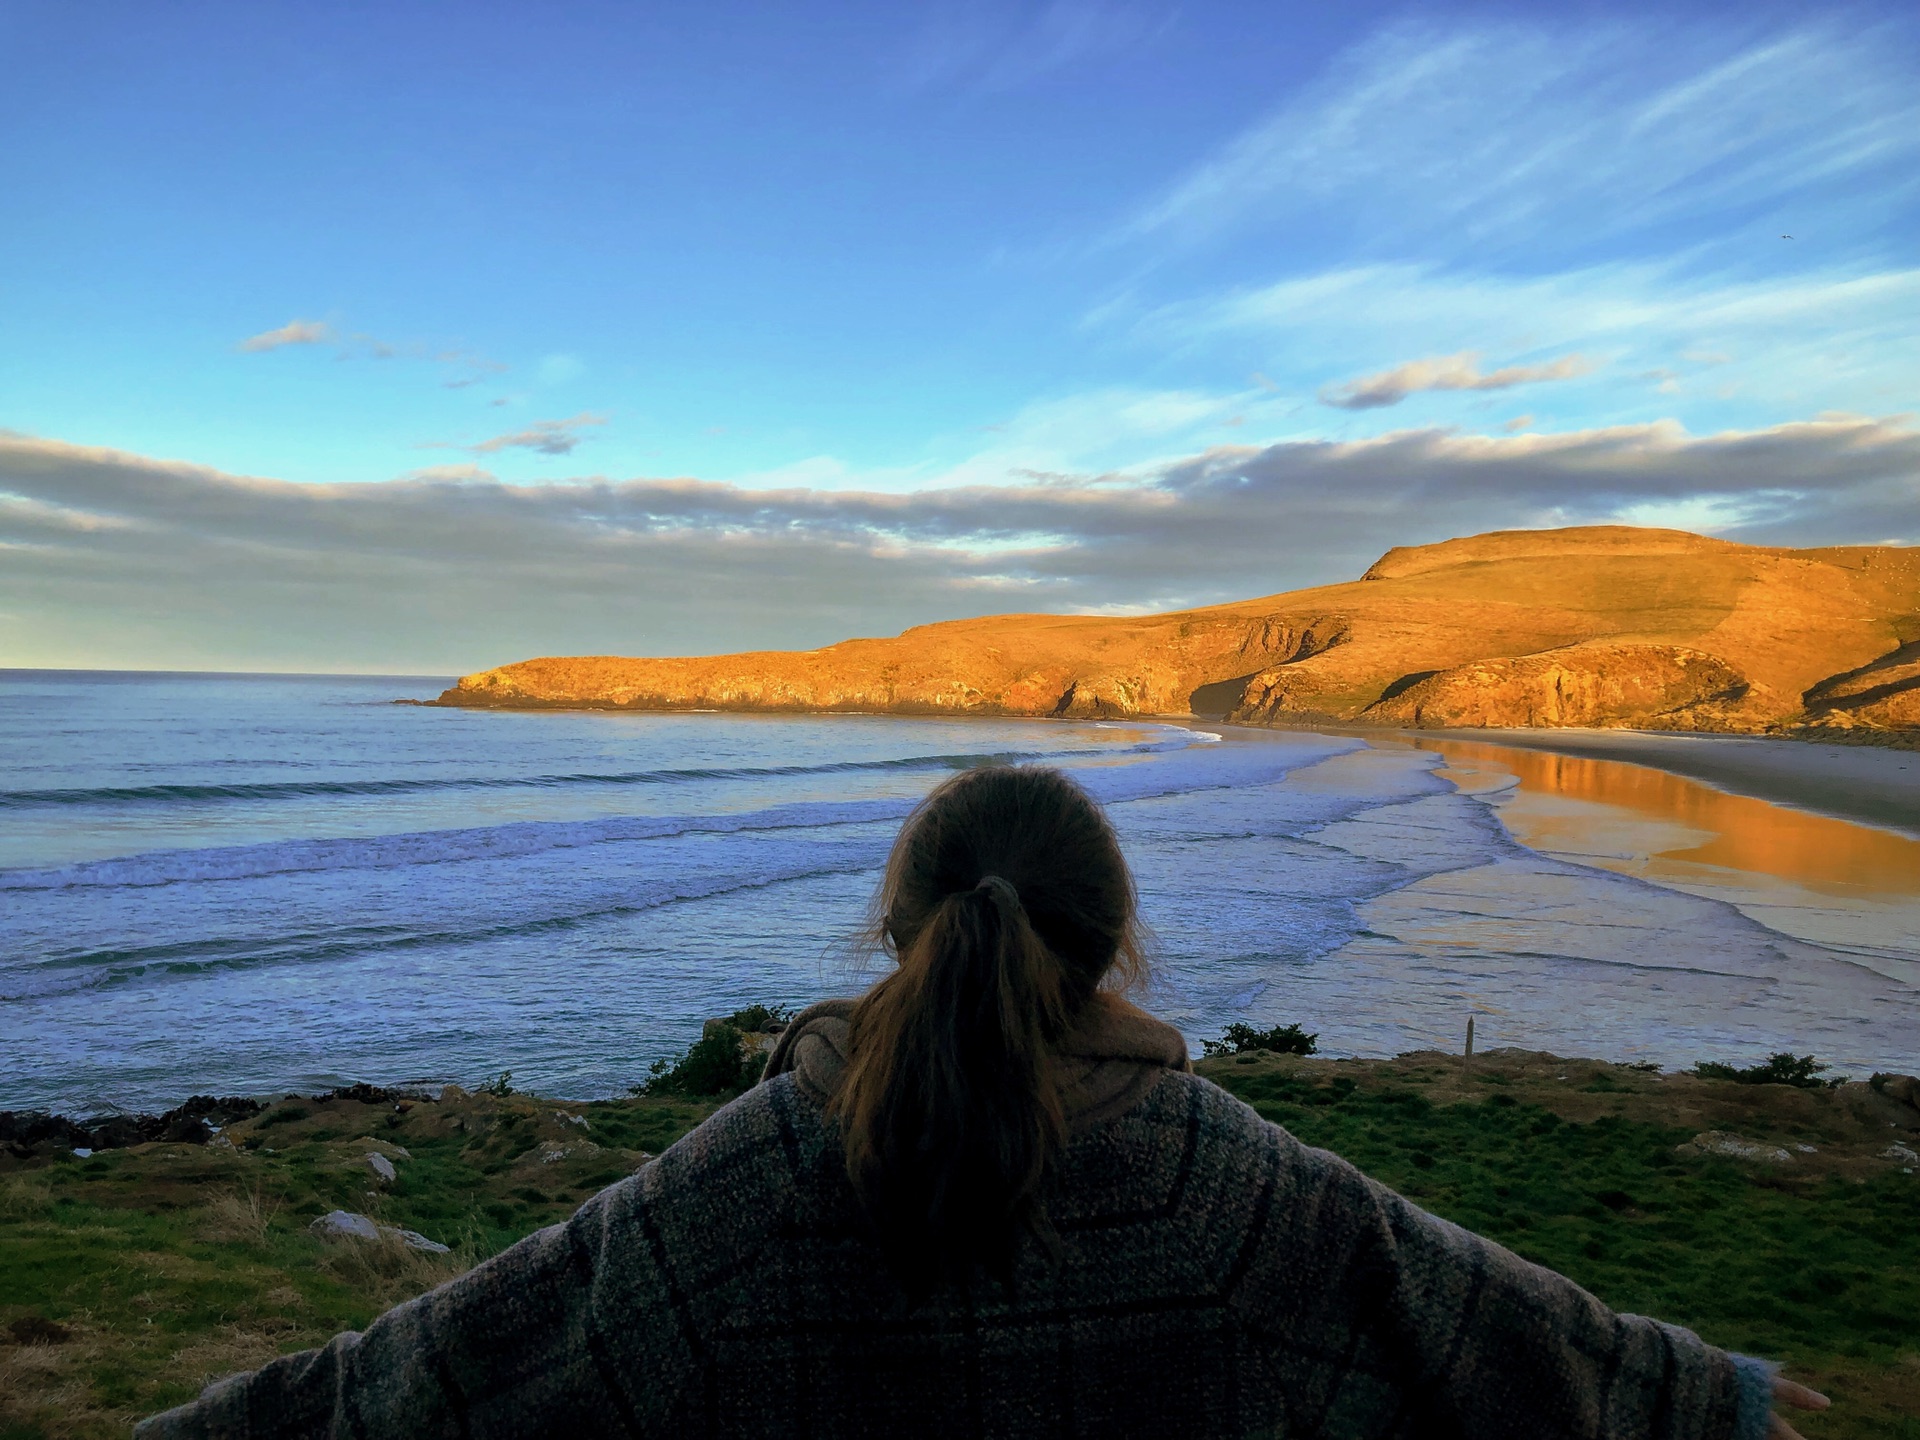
1222,1106,1749,1440
133,1083,805,1438
132,1173,693,1439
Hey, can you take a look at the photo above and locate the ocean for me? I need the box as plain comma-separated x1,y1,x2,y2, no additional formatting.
4,670,1915,1114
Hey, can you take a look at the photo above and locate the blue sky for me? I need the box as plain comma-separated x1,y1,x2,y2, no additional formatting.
3,2,1917,670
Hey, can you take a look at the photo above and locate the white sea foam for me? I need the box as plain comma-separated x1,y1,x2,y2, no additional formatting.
3,673,1915,1112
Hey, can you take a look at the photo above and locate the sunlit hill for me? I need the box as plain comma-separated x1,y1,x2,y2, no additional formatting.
439,526,1920,736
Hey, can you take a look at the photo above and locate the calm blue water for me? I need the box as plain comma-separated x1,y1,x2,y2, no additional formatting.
4,671,1914,1113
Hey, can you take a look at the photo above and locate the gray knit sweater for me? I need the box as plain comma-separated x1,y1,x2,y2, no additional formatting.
138,1004,1762,1439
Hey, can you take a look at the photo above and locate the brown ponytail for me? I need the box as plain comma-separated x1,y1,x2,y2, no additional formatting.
831,765,1143,1285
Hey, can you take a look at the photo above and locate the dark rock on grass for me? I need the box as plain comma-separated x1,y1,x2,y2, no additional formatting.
311,1083,401,1106
1,1094,266,1157
309,1209,451,1254
6,1315,74,1345
1868,1072,1920,1110
1675,1131,1795,1164
0,1109,93,1156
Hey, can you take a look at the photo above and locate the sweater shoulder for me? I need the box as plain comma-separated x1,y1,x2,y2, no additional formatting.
1120,1066,1309,1172
578,1074,833,1307
1051,1067,1333,1240
650,1070,830,1188
1153,1068,1383,1195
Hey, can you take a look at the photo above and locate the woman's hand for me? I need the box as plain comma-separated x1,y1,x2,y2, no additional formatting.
1768,1375,1831,1439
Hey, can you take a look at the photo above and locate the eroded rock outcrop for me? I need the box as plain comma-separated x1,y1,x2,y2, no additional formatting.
1053,676,1146,719
436,526,1920,736
1361,644,1763,730
1802,640,1920,729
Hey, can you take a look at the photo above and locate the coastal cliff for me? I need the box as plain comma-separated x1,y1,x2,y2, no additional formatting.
435,526,1920,736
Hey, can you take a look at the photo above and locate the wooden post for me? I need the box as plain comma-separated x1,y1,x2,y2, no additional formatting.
1465,1015,1475,1058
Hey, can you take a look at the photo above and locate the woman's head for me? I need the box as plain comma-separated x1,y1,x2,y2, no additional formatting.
832,765,1143,1286
877,763,1141,1002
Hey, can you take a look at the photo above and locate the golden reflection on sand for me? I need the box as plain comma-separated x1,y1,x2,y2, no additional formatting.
1414,738,1920,899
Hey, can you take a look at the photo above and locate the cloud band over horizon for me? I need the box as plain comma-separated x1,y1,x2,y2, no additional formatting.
3,418,1914,672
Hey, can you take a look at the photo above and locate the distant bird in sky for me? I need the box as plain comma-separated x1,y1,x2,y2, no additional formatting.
1782,234,1793,239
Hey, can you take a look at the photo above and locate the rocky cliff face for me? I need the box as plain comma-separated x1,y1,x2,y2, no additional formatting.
437,526,1920,737
1359,644,1764,730
1801,640,1920,730
442,608,1323,721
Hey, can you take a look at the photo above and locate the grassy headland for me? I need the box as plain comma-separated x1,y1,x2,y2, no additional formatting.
431,526,1920,739
3,1048,1916,1438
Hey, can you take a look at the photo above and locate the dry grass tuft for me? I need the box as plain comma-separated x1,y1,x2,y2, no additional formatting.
198,1179,281,1246
0,1322,110,1439
313,1233,471,1312
164,1319,309,1402
0,1172,54,1217
7,1316,73,1345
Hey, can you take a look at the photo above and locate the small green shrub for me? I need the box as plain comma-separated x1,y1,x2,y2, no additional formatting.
723,1003,794,1032
638,1026,765,1099
1691,1054,1842,1089
1202,1021,1319,1058
481,1070,514,1098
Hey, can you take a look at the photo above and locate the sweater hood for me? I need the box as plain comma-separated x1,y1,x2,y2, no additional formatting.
762,990,1191,1132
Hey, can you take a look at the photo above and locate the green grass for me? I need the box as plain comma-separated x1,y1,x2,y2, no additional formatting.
3,1061,1915,1437
1211,1069,1917,1361
0,1089,718,1436
1204,1065,1920,1439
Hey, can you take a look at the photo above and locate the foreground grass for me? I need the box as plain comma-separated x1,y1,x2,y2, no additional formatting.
1203,1051,1920,1440
0,1087,717,1436
3,1053,1915,1437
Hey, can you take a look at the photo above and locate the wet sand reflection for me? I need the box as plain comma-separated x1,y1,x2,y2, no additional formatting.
1412,738,1920,899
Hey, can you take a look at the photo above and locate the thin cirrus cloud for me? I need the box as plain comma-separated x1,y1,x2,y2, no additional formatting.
1319,353,1593,410
4,417,1914,669
442,362,510,390
891,0,1171,93
466,413,609,457
1125,262,1920,427
1147,262,1920,352
239,323,508,391
1122,20,1920,254
1099,18,1920,435
237,319,334,353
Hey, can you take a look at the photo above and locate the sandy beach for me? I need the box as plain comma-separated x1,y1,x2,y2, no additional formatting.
1353,727,1920,1001
1408,728,1920,839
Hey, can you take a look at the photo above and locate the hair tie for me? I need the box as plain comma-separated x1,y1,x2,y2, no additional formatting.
974,874,1021,911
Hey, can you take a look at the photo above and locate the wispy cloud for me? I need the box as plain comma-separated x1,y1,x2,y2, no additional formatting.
1151,262,1920,351
400,464,499,483
892,0,1172,93
1123,21,1920,255
1081,15,1920,448
1320,352,1592,410
443,366,509,391
467,413,608,457
5,417,1913,668
1125,261,1920,429
239,322,509,393
238,319,334,353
